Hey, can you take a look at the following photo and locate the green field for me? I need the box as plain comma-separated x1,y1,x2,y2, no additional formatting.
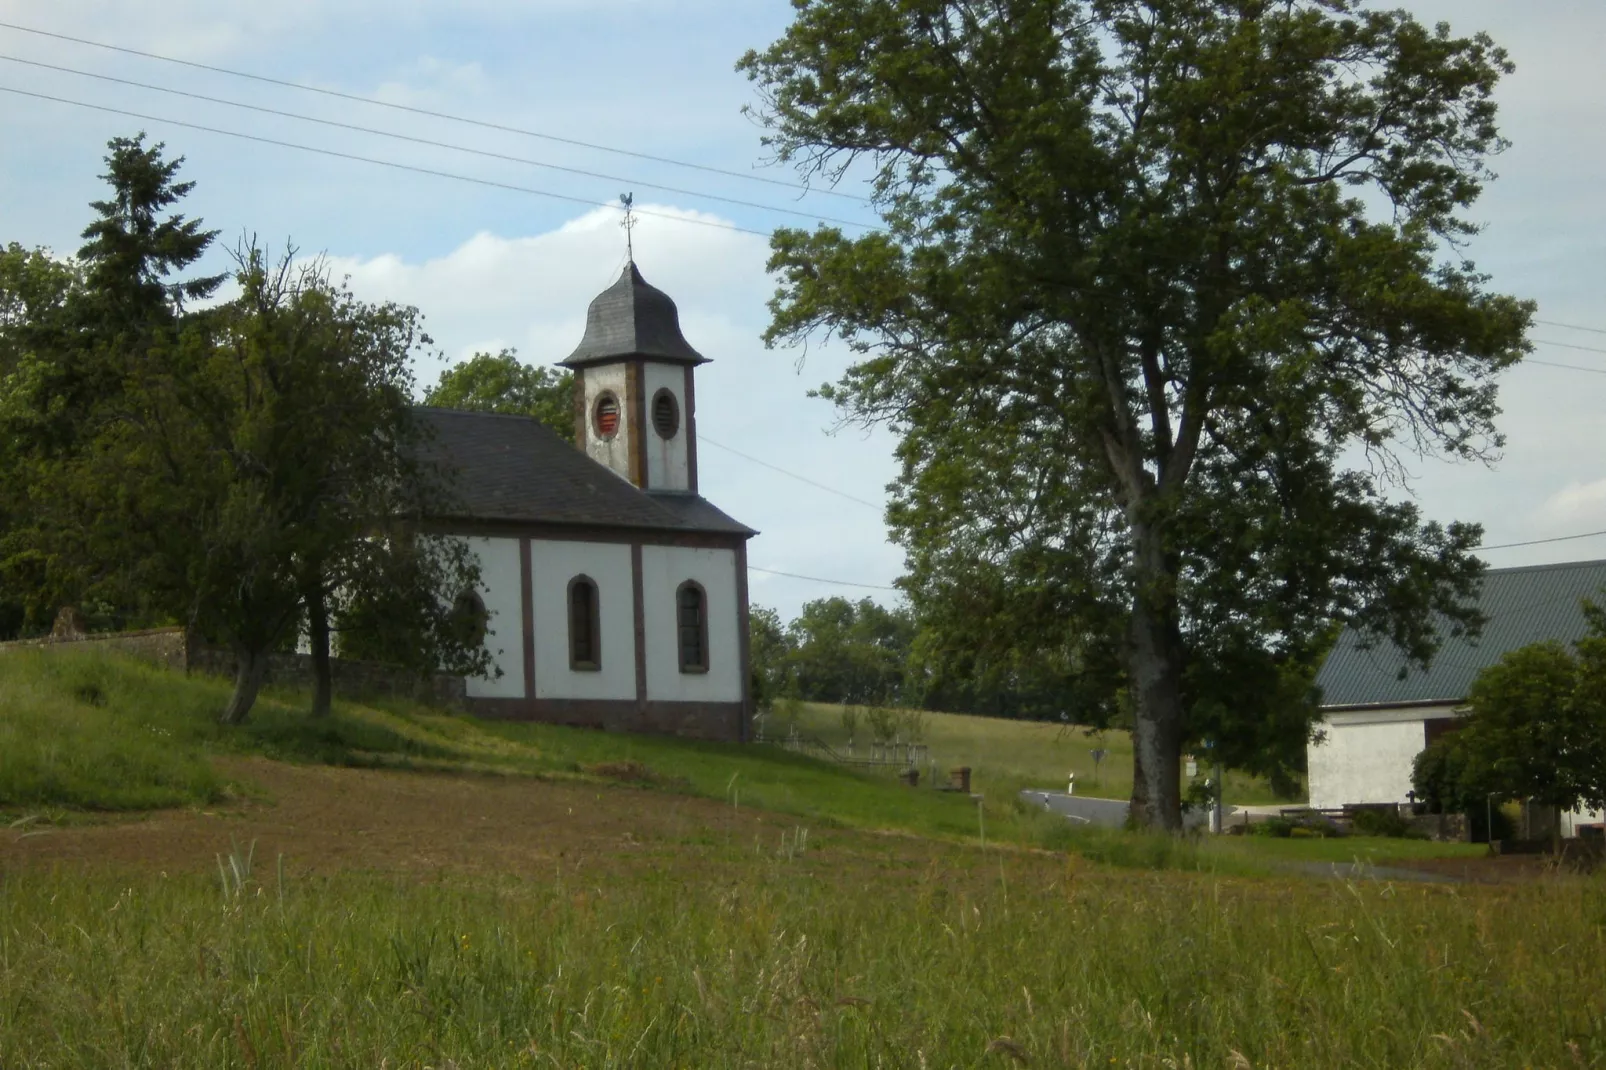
776,699,1303,807
1,648,1595,1067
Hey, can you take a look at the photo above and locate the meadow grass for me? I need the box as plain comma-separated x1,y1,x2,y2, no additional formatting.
782,700,1302,808
2,842,1602,1068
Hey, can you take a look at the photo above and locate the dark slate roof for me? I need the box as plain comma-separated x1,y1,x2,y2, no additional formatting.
413,407,754,537
560,262,709,369
1316,559,1606,709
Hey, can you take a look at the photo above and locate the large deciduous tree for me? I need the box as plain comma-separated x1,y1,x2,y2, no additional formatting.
741,0,1530,827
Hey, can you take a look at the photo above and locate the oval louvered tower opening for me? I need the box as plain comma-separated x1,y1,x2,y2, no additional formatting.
652,389,679,439
593,393,620,439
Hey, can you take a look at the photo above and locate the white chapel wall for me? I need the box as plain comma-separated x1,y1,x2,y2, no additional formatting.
582,363,633,481
1306,708,1456,809
461,535,525,699
640,545,741,703
530,539,637,701
642,363,690,491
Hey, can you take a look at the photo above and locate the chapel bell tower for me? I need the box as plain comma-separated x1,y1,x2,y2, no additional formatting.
560,261,707,493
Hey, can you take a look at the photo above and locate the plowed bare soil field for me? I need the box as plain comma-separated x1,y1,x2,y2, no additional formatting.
1,757,805,880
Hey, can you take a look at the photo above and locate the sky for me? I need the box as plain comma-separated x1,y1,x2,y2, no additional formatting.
1,1,1604,623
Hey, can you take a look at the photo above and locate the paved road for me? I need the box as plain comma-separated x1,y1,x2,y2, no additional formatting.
1019,789,1461,882
1019,789,1211,830
1020,789,1130,827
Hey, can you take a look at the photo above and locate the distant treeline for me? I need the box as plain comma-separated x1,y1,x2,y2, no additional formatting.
749,595,1108,723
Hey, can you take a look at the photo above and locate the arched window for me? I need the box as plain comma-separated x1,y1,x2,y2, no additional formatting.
452,589,489,649
676,581,708,673
568,575,601,671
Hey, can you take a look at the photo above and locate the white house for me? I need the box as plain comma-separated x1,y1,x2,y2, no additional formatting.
416,262,755,742
1307,558,1606,835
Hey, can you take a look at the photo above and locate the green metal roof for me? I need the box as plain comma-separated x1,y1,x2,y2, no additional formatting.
1316,558,1606,709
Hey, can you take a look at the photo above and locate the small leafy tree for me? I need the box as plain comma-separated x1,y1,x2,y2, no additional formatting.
839,704,860,742
864,705,899,744
1416,604,1606,848
1459,642,1606,848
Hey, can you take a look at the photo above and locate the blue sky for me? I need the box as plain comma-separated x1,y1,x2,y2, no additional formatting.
2,1,1604,622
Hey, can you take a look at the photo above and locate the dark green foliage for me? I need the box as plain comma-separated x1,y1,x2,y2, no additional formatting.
77,134,224,322
1348,808,1420,839
741,1,1527,826
748,604,794,712
423,348,575,441
1,138,490,723
1250,814,1341,839
784,596,915,706
1418,631,1606,845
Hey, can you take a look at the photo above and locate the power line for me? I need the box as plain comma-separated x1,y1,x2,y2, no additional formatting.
0,85,776,238
1533,338,1606,357
701,436,884,511
1535,319,1606,336
749,566,899,590
0,19,872,205
0,54,877,232
1481,528,1606,551
1525,358,1606,377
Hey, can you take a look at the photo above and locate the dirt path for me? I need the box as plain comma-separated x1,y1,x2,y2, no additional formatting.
0,758,785,880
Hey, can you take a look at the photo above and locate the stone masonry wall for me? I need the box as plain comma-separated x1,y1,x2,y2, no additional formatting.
0,627,190,672
0,626,465,709
187,645,466,709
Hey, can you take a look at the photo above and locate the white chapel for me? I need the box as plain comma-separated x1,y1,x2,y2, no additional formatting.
417,262,755,741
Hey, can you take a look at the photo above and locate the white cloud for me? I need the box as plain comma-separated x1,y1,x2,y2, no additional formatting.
1541,480,1606,530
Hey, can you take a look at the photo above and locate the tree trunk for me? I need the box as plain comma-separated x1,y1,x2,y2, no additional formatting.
308,585,333,718
1126,526,1187,832
220,644,269,725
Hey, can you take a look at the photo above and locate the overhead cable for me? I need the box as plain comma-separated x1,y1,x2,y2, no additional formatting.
1480,529,1606,551
0,19,872,204
1534,319,1606,336
1533,338,1606,357
1525,358,1606,377
0,54,876,231
0,85,775,238
701,436,884,511
749,566,899,590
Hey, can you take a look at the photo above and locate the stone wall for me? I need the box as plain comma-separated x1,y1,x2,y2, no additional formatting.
0,626,465,709
187,645,466,709
0,627,190,672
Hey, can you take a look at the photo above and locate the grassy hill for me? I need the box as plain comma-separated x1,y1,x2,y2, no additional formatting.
0,648,999,843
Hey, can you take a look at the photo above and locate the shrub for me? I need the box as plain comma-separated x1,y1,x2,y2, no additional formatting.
1349,807,1422,839
864,705,898,743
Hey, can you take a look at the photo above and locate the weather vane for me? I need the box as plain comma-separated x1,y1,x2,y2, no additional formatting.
619,192,636,262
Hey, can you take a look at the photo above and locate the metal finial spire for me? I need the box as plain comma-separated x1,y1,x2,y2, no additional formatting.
619,192,636,262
